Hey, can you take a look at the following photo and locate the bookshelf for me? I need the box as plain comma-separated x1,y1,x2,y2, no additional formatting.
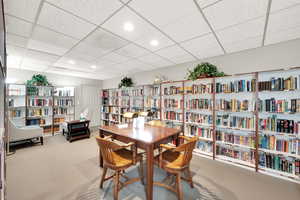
7,84,26,127
184,78,214,157
53,87,75,133
161,81,184,129
100,67,300,183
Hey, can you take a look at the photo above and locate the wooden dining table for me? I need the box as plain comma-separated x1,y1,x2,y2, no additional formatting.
99,124,181,200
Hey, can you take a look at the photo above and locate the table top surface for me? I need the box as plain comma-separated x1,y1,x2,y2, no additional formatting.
67,120,90,124
99,124,181,144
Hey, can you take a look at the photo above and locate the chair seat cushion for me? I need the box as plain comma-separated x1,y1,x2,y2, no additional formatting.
113,149,142,168
154,150,184,169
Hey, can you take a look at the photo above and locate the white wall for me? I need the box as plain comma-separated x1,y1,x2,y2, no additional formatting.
7,69,102,127
103,38,300,88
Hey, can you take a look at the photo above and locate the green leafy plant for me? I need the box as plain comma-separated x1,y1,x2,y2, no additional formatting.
118,76,133,88
187,62,226,80
26,74,51,86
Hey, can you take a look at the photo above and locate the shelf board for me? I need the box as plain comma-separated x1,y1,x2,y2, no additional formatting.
216,155,255,168
258,148,300,159
259,130,300,138
185,122,212,128
216,126,255,132
216,141,255,150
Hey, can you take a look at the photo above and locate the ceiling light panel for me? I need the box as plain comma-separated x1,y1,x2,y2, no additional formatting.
270,0,300,13
102,7,174,50
155,45,196,64
28,26,79,56
137,53,173,68
4,0,42,22
216,18,264,52
115,43,150,58
5,15,33,37
129,0,211,42
203,0,268,30
47,0,122,25
37,3,96,39
180,33,224,59
6,33,28,48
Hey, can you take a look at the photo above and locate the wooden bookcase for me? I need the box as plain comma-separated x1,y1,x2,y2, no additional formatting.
7,84,75,136
100,67,300,183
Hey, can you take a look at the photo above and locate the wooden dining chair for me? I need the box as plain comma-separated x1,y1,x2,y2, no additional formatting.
154,135,198,200
95,136,144,200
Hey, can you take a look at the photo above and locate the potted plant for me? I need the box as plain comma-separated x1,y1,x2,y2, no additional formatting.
187,62,225,81
26,74,51,86
118,76,133,88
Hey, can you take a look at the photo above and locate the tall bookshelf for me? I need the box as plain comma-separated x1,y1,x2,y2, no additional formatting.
161,81,184,129
7,84,26,127
53,87,75,133
100,67,300,183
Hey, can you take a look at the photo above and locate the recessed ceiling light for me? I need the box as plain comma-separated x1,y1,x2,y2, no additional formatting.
150,39,159,46
68,60,75,64
123,22,134,32
90,65,96,69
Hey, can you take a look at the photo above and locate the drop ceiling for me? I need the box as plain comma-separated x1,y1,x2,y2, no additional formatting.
4,0,300,80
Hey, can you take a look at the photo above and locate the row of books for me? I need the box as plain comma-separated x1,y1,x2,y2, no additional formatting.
8,88,25,96
186,99,213,110
259,135,300,154
259,116,300,135
27,87,52,96
55,89,74,97
185,112,213,125
216,99,253,112
131,88,144,96
102,90,109,98
109,114,119,122
216,115,255,130
144,98,160,108
216,146,256,164
26,118,40,126
186,125,213,139
109,99,119,106
197,141,213,153
132,99,143,108
258,76,299,91
110,90,119,97
120,99,130,107
185,83,213,94
163,111,183,121
215,79,256,93
53,108,74,115
27,99,53,107
150,86,160,96
27,108,51,117
163,86,183,95
259,153,300,175
120,89,130,96
163,99,183,109
9,110,23,118
258,98,300,113
216,131,255,148
54,99,73,106
54,117,65,123
102,106,119,113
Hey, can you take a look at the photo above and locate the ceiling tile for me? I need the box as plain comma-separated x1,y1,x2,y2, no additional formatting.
21,61,49,71
118,59,152,70
25,49,60,65
216,18,264,52
137,53,173,68
4,0,42,22
100,52,131,64
64,50,97,63
6,33,28,48
203,0,268,30
223,36,262,53
102,7,174,49
37,3,96,39
115,43,150,58
6,45,26,58
7,55,22,69
181,34,224,59
28,26,79,55
54,56,94,71
73,28,129,57
270,0,300,13
130,0,211,42
266,26,300,45
47,0,122,25
155,45,196,64
95,58,117,67
5,15,33,37
267,5,300,34
197,0,222,9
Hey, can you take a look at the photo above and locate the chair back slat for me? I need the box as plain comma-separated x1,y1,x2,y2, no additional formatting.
95,136,122,166
174,136,198,167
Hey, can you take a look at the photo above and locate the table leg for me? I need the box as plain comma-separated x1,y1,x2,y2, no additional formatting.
99,130,104,168
175,133,180,147
146,144,154,200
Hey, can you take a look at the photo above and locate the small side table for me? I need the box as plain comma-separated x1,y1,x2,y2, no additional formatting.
63,120,90,142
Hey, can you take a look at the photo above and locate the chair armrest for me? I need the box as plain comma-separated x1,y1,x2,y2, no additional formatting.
179,135,193,141
160,144,176,150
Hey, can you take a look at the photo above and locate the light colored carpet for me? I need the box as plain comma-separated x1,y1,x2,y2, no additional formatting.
6,132,300,200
